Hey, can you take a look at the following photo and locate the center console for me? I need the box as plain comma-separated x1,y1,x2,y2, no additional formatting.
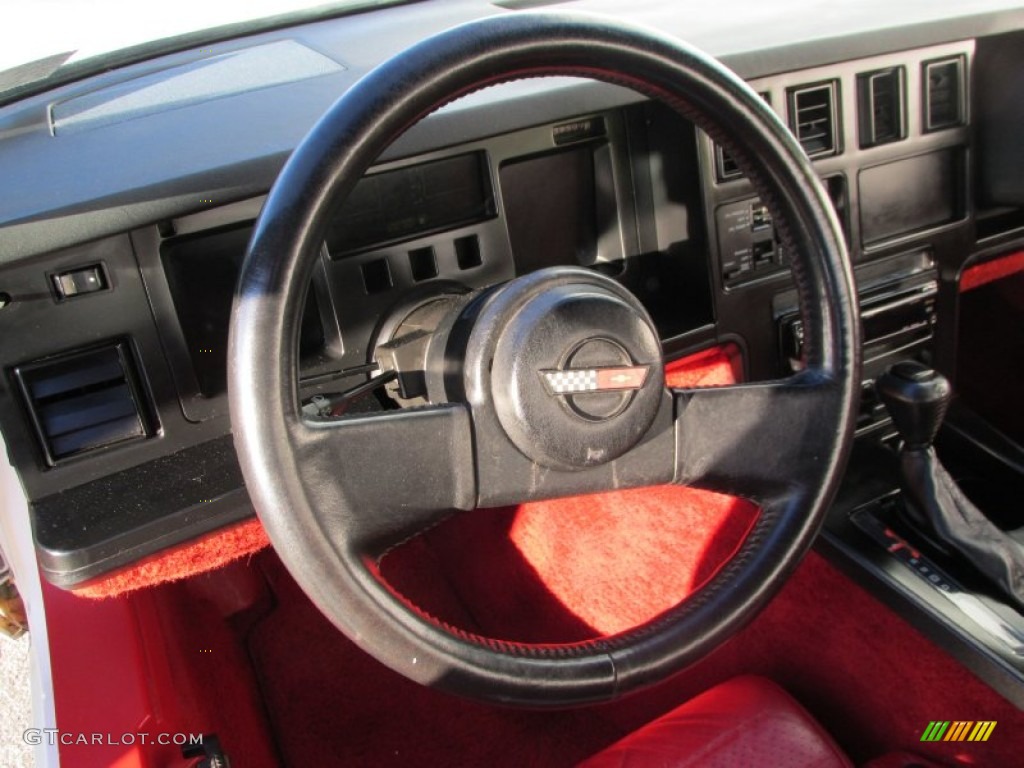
692,36,1024,709
776,249,938,431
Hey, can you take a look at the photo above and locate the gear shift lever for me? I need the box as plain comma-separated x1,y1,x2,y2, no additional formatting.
876,361,951,449
878,361,1024,611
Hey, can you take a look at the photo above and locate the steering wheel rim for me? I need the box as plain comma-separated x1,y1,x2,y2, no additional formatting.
229,12,860,707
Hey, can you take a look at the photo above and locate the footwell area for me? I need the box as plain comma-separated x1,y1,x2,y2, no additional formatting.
244,488,1024,767
381,485,760,640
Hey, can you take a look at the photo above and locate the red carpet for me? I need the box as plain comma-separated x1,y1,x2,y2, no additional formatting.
73,517,270,599
381,486,759,640
248,541,1024,767
664,342,742,388
44,561,280,768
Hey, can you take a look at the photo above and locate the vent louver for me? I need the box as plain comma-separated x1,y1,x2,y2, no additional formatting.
715,144,741,180
858,68,905,148
14,342,152,465
789,82,839,158
925,57,965,131
715,92,771,181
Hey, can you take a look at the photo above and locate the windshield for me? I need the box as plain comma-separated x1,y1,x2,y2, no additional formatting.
0,0,412,102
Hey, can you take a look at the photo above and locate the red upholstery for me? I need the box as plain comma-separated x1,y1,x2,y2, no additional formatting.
579,676,852,768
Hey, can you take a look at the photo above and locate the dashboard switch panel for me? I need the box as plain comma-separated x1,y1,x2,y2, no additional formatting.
716,198,783,286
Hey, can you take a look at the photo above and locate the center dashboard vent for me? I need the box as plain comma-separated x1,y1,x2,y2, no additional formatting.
788,81,840,158
858,67,905,148
13,342,153,465
924,56,965,131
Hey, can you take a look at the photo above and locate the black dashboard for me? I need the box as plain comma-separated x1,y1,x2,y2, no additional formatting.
2,1,1024,682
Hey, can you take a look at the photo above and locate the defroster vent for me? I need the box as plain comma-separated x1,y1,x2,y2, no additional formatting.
788,81,840,158
14,342,153,465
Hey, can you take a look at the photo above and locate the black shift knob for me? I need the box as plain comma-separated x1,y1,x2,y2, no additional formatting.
876,361,953,449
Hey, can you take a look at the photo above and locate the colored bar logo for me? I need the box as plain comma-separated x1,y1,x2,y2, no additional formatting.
921,721,997,742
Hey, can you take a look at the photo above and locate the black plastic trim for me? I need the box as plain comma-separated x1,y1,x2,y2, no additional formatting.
33,434,248,584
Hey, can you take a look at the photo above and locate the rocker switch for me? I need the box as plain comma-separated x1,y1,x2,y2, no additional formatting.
52,265,107,299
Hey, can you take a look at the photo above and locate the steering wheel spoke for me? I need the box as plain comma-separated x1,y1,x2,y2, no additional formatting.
295,405,476,555
673,372,844,502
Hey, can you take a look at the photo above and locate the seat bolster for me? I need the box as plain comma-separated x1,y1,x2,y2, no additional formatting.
579,676,853,768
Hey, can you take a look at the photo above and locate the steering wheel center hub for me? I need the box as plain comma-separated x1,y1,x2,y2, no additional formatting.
484,270,663,470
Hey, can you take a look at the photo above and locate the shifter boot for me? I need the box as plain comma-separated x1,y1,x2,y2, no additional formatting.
878,361,1024,613
901,446,1024,612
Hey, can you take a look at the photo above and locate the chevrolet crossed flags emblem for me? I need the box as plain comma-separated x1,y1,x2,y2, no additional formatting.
541,366,650,395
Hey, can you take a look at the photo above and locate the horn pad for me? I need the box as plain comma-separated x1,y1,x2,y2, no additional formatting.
488,270,663,470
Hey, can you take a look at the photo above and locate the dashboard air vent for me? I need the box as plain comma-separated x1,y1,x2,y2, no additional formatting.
14,342,152,465
715,144,741,181
788,82,839,158
924,56,965,131
858,67,905,148
715,91,771,181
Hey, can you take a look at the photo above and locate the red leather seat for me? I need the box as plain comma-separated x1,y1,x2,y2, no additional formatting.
579,676,853,768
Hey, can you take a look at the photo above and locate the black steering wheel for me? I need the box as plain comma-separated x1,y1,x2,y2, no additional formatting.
229,12,859,707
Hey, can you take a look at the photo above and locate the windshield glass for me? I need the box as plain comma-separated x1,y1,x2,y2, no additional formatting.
0,0,410,101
